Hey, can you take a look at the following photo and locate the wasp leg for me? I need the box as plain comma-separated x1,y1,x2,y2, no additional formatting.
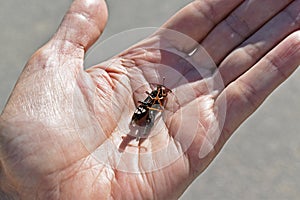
119,134,138,152
152,98,165,110
123,137,147,151
157,99,163,107
125,142,147,151
147,106,163,112
138,138,147,152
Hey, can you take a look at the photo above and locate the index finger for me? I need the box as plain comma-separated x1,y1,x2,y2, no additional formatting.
158,0,243,52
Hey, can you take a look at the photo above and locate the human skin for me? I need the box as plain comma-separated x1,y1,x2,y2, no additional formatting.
0,0,299,199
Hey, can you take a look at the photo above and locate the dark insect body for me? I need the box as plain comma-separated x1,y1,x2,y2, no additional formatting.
131,82,172,127
119,79,172,150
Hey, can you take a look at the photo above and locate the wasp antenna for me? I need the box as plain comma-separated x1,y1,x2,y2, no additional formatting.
162,76,165,85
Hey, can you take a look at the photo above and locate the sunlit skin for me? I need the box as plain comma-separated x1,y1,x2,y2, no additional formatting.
0,0,299,199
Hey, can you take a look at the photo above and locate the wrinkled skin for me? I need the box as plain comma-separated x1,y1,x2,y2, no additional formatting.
0,0,299,199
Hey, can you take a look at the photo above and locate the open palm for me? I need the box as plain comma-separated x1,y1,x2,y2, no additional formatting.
1,0,299,199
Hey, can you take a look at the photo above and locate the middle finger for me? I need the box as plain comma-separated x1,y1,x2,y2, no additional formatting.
201,0,292,64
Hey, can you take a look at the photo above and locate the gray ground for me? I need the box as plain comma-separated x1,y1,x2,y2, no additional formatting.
1,0,299,199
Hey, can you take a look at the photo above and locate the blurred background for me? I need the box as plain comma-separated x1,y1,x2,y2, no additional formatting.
0,0,299,199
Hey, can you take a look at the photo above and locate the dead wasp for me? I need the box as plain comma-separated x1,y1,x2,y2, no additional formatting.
119,79,172,150
131,78,172,127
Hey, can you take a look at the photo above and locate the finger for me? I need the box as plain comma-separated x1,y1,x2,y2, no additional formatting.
157,0,243,53
216,31,300,140
219,0,300,86
200,0,293,64
52,0,108,55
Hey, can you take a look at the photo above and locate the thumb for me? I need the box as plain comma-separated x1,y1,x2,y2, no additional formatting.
52,0,108,54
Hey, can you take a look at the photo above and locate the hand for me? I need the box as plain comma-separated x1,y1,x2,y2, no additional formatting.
0,0,299,199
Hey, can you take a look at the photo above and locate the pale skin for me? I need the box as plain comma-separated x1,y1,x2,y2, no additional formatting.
0,0,299,199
